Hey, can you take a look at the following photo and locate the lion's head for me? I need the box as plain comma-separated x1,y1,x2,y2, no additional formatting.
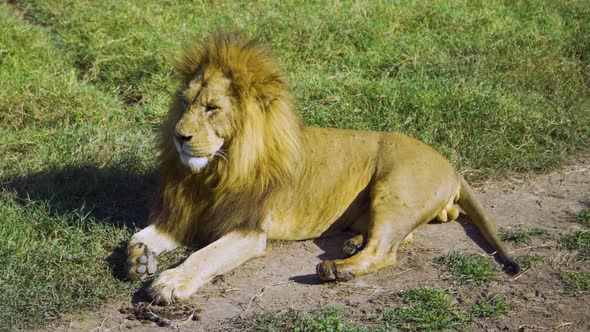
154,33,303,242
161,33,302,187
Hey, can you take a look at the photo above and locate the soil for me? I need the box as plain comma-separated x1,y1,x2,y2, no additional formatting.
47,159,590,332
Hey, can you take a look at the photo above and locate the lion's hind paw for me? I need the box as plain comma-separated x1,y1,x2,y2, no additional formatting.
126,242,158,281
342,238,363,257
316,261,354,282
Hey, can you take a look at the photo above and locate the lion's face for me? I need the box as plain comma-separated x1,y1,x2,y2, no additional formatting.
173,70,234,172
163,33,302,185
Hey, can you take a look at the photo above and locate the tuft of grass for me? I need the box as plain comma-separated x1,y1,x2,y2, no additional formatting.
559,270,590,293
514,253,545,271
559,230,590,261
577,208,590,227
377,288,469,332
469,295,507,318
501,227,550,245
434,252,495,283
557,228,590,293
235,307,370,332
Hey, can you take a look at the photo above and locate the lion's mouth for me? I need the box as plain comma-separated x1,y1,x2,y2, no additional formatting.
174,140,217,172
178,149,210,172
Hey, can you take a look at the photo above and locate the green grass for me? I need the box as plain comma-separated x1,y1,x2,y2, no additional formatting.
469,295,507,318
577,208,590,227
514,253,545,271
377,288,506,331
1,0,590,330
434,252,496,283
559,230,590,261
0,4,152,331
235,289,506,332
234,307,370,332
377,288,470,331
0,9,122,129
500,227,550,245
559,270,590,293
0,191,135,329
10,0,590,178
557,227,590,293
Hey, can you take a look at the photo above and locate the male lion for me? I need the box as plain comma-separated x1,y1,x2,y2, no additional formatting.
126,33,519,304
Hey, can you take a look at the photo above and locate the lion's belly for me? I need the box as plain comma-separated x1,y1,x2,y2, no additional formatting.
268,185,371,240
268,127,379,240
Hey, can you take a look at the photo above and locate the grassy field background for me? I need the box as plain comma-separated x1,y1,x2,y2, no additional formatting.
0,0,589,330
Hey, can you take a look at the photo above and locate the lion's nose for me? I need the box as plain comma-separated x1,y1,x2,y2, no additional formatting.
175,132,193,143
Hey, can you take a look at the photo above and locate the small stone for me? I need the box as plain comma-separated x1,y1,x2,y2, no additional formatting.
138,256,148,264
136,265,147,274
522,292,534,300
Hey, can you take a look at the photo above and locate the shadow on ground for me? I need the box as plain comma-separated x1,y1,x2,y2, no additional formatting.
456,214,516,272
1,164,156,228
287,232,356,285
2,165,158,280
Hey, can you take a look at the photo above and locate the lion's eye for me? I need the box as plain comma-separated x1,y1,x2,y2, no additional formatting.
205,105,219,113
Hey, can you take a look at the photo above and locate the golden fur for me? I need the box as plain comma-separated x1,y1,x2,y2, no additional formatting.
126,33,519,304
153,33,303,244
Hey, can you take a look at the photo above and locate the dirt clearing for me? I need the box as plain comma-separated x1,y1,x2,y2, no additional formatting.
47,159,589,331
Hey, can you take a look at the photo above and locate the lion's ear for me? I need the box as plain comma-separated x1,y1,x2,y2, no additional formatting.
255,95,278,112
252,78,285,112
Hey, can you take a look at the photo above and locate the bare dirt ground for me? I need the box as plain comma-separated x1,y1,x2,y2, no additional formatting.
48,158,590,332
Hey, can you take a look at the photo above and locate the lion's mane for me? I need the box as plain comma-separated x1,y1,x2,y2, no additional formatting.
150,33,303,244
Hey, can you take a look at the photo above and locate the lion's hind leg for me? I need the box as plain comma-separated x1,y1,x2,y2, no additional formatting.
342,233,365,258
317,202,423,282
342,232,413,258
318,237,401,282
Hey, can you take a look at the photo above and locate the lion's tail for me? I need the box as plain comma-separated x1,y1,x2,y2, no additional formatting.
457,177,520,275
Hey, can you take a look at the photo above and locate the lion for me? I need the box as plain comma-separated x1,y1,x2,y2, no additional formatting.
125,33,519,304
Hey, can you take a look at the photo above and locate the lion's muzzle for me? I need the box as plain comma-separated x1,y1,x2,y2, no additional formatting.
174,135,224,173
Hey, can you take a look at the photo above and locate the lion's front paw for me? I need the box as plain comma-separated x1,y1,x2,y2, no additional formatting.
149,269,193,305
126,242,158,281
316,261,354,282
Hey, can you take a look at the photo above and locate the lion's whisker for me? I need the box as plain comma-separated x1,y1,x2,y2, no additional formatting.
215,150,229,162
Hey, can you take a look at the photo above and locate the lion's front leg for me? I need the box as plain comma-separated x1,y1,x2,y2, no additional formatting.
126,225,180,280
150,230,267,304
